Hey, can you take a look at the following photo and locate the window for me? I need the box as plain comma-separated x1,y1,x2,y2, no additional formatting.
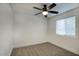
56,16,75,37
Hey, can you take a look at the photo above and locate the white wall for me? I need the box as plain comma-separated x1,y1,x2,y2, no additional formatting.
0,4,13,56
0,3,47,55
48,7,79,54
13,13,47,47
11,3,48,48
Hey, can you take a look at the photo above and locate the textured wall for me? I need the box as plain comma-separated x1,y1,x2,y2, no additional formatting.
12,4,48,47
48,7,79,54
0,4,13,55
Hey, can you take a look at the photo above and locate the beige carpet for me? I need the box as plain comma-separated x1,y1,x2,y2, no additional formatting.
11,42,78,56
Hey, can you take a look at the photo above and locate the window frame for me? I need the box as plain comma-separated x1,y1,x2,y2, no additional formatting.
56,16,76,38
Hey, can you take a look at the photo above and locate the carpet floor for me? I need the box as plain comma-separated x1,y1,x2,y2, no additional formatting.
11,42,78,56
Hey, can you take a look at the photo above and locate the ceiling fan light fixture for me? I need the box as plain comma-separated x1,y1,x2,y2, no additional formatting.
33,3,58,18
42,11,48,15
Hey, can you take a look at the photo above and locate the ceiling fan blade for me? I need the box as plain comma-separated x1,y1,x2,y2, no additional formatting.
48,3,56,9
33,7,43,10
48,11,58,14
34,12,42,15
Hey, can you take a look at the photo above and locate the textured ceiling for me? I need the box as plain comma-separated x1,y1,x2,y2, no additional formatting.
11,3,79,17
48,3,79,17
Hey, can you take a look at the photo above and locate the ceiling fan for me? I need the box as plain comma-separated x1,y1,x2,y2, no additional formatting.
33,3,59,18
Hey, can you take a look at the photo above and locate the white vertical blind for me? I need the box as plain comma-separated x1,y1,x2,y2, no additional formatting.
56,20,65,35
56,16,75,37
65,16,75,36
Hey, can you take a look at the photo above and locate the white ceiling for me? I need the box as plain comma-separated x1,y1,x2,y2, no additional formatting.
48,3,79,17
11,3,79,17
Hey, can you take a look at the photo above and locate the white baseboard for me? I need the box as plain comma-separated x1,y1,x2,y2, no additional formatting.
14,41,48,48
49,41,79,55
8,47,13,56
12,40,79,55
